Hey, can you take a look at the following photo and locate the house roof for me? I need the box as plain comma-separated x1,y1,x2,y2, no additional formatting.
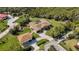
29,23,42,31
28,19,50,31
0,14,7,20
17,33,32,43
40,19,50,27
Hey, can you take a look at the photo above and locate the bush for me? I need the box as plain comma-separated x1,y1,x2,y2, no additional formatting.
10,26,20,35
36,39,48,46
39,44,44,50
67,34,75,39
16,15,30,26
32,32,40,39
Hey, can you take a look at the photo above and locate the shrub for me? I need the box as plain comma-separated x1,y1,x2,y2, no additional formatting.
32,32,40,39
36,39,48,46
67,34,75,39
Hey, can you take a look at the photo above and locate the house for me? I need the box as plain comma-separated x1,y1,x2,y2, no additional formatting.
28,22,42,32
17,33,32,48
28,19,51,32
0,14,7,20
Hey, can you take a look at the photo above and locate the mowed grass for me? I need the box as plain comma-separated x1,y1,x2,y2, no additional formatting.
16,15,25,23
0,33,22,51
49,19,64,27
30,17,49,22
30,17,42,22
60,39,78,51
17,27,31,35
0,20,7,32
32,32,40,38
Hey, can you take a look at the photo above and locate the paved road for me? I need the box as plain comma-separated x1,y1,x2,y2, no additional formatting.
0,27,11,39
43,31,73,51
32,28,73,51
38,33,66,51
57,31,73,43
0,15,19,39
44,40,66,51
7,15,19,26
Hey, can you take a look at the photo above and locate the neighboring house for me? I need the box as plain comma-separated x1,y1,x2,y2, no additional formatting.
17,33,32,48
28,19,51,32
0,14,7,20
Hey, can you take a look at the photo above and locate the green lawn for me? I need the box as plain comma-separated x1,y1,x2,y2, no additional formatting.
16,15,26,23
32,32,40,38
0,33,22,51
36,39,49,50
49,19,64,27
39,44,45,50
30,17,49,22
60,39,78,51
0,20,7,32
17,27,31,35
30,17,42,22
37,39,48,46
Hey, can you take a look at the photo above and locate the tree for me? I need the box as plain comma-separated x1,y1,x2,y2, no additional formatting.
46,24,65,38
65,21,74,31
74,29,79,35
10,25,20,35
67,34,75,39
18,15,30,26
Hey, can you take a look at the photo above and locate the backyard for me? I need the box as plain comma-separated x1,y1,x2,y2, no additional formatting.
60,39,78,51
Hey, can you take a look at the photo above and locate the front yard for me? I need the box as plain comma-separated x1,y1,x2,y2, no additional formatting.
36,39,49,50
0,33,22,51
60,39,78,51
0,20,8,32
